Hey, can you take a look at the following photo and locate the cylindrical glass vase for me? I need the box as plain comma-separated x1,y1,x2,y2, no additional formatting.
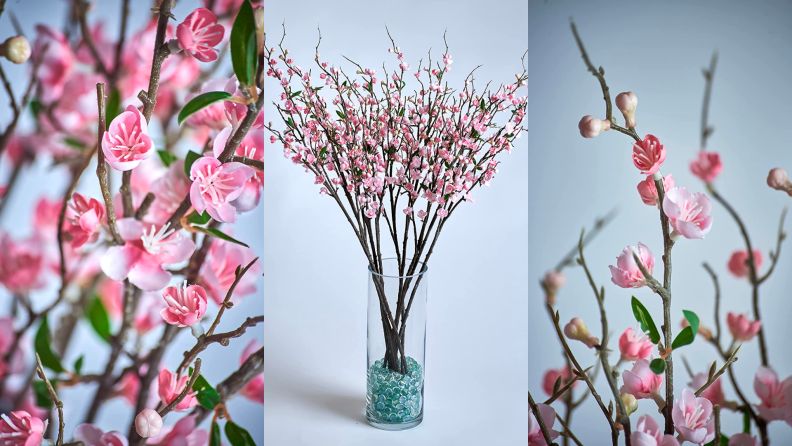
366,258,428,431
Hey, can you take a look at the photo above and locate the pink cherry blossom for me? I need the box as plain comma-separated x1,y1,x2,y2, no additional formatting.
185,79,230,131
112,372,140,406
766,168,792,195
146,160,192,225
32,25,73,104
74,424,128,446
672,388,715,445
160,282,208,327
101,105,155,171
146,415,207,446
11,389,48,421
690,372,726,407
578,115,610,138
619,328,654,361
609,243,655,289
65,193,105,249
135,409,163,438
727,312,762,342
620,359,663,401
637,174,674,207
200,239,261,304
189,157,254,223
541,366,576,397
135,292,165,334
690,151,723,183
51,73,104,134
0,233,45,295
0,411,46,446
662,187,713,240
213,127,264,212
528,403,559,446
100,218,195,291
177,8,225,62
158,369,198,412
239,339,264,404
631,414,680,446
753,366,791,421
727,249,763,279
632,134,666,175
728,433,760,446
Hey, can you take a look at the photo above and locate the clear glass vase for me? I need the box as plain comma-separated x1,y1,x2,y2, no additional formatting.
366,258,428,430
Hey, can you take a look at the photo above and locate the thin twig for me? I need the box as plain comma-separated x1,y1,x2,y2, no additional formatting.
695,344,740,397
700,51,718,150
35,354,64,446
228,155,264,171
95,83,124,244
159,359,201,418
191,347,264,425
713,405,721,445
529,390,558,446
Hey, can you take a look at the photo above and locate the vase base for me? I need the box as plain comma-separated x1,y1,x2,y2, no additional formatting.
366,414,423,431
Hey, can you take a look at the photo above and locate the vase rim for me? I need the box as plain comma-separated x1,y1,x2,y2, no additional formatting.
367,257,428,278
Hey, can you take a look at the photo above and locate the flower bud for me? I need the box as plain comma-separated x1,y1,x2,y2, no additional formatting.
0,36,31,64
578,115,610,138
620,393,638,416
615,91,638,127
564,317,599,348
767,168,792,195
135,408,163,438
544,270,566,292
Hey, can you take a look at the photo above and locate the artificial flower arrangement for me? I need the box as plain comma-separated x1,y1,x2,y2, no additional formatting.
263,26,527,429
0,1,266,445
529,21,790,446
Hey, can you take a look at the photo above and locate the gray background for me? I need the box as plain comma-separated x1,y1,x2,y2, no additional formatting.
530,0,792,443
263,0,528,444
0,0,264,441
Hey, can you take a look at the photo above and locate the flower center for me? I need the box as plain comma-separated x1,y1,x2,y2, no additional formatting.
677,199,704,223
685,404,708,429
196,165,237,206
107,122,147,160
141,224,178,255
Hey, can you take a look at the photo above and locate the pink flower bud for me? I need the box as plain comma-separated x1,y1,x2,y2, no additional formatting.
615,92,637,127
564,317,599,348
766,168,791,195
1,36,31,64
135,408,163,438
578,115,610,138
541,367,576,396
544,270,565,292
726,312,762,342
727,249,763,279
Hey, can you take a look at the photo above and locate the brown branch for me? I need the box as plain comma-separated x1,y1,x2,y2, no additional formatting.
700,51,718,150
134,193,155,220
713,405,721,445
529,390,559,446
191,346,264,425
139,0,176,122
0,44,45,157
35,354,64,446
757,207,787,284
694,344,740,397
75,0,110,79
95,83,124,245
176,315,263,377
228,155,264,171
159,358,201,418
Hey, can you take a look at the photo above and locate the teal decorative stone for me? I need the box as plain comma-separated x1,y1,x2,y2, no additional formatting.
366,357,423,424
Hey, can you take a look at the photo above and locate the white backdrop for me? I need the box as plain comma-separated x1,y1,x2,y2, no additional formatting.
263,0,528,444
530,1,792,443
0,0,264,441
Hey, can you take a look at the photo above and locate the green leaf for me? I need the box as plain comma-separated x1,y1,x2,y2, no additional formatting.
286,117,294,128
106,88,122,124
479,99,486,112
230,0,258,86
649,358,666,375
178,91,234,125
85,295,111,343
672,327,696,349
683,310,700,339
188,211,212,226
631,297,661,344
184,151,202,178
73,356,84,376
209,420,222,446
703,434,730,446
63,137,86,150
29,98,42,119
336,110,346,120
290,90,302,98
33,381,54,409
203,227,249,248
225,421,257,446
34,316,64,373
192,374,221,411
313,86,323,91
157,150,179,168
318,147,327,158
743,409,751,433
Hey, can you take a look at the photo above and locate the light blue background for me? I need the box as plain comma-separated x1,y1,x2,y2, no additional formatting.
0,0,264,441
530,1,792,443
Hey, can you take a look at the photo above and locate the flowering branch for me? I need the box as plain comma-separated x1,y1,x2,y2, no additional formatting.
35,353,64,446
191,346,264,425
529,390,559,446
577,230,632,445
94,82,124,244
159,358,201,418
